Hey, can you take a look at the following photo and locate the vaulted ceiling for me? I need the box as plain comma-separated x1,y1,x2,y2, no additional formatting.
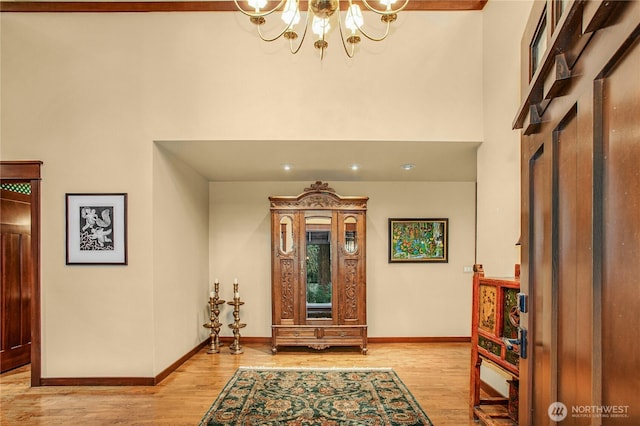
1,0,487,182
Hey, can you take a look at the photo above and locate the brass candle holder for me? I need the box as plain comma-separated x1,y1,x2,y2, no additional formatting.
203,281,225,354
227,281,246,355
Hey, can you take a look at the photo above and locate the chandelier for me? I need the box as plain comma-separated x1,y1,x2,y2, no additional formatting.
232,0,409,59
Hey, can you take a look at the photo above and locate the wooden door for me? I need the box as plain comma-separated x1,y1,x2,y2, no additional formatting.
270,210,301,326
1,186,33,372
0,162,42,385
515,2,640,424
336,211,366,326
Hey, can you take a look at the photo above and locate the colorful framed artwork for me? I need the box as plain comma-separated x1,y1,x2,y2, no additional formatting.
388,218,448,263
65,193,128,265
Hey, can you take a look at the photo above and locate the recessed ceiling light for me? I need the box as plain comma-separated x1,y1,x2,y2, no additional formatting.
351,164,360,171
282,164,293,171
401,164,415,171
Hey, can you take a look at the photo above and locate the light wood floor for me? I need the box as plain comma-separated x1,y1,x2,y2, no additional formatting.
1,342,480,425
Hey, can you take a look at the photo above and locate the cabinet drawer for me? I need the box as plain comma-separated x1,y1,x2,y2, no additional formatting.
323,327,364,338
274,327,316,338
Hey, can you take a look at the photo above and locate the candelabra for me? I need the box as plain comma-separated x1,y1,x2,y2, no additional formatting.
227,281,246,355
203,281,225,354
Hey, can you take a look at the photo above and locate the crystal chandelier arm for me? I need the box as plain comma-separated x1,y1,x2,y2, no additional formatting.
359,0,410,15
232,0,287,18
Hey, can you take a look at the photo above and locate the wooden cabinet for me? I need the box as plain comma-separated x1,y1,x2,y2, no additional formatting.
269,182,368,354
470,264,520,425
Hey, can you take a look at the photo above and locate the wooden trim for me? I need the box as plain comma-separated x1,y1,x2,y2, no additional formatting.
154,339,210,384
41,376,156,386
513,1,584,130
0,0,486,13
513,0,629,130
218,336,271,344
30,179,41,386
368,336,470,343
224,336,471,344
0,161,43,180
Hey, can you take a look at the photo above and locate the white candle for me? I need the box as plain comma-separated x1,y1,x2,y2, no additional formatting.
214,278,219,284
234,278,238,284
234,292,240,299
209,291,214,298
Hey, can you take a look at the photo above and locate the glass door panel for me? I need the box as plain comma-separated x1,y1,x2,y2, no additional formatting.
305,216,332,319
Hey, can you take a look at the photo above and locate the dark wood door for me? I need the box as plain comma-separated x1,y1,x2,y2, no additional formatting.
0,161,42,386
1,186,33,373
516,2,640,424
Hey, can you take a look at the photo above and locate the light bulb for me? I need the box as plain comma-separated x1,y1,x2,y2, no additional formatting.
312,15,330,36
281,0,300,27
345,4,363,33
248,0,267,12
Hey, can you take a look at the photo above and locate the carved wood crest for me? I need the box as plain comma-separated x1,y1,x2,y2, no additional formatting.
269,181,368,211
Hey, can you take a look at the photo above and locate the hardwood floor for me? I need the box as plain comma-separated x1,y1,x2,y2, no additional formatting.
0,342,479,425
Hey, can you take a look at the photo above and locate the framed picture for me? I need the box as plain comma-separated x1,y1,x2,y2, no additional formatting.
388,218,448,263
66,193,128,265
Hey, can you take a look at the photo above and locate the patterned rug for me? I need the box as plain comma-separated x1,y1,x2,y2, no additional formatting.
199,367,433,425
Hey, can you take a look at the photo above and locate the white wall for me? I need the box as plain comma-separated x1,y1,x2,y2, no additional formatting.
477,0,534,278
0,5,524,378
210,181,476,338
153,145,210,373
478,0,534,395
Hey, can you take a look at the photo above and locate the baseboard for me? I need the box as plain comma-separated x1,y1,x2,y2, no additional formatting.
39,336,469,386
368,336,471,343
218,336,271,344
217,336,470,344
41,376,156,386
154,338,211,384
40,339,210,387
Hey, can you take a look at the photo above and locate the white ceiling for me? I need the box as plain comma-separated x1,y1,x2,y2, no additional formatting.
155,140,480,182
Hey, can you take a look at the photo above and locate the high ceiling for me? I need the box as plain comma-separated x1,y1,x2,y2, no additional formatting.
3,0,486,183
156,140,480,182
0,0,487,13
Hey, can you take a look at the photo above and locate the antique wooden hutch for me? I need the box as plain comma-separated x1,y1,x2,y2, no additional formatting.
269,182,368,354
470,264,521,425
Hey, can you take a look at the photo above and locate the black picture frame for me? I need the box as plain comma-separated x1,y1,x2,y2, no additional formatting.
65,193,128,265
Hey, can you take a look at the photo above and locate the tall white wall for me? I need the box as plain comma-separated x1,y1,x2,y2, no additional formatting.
0,6,520,378
153,145,210,373
478,0,534,395
477,0,534,277
210,181,477,338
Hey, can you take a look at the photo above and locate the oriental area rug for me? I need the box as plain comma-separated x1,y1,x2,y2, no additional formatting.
199,367,433,426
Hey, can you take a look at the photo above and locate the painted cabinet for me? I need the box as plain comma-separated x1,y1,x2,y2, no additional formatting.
470,264,520,425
